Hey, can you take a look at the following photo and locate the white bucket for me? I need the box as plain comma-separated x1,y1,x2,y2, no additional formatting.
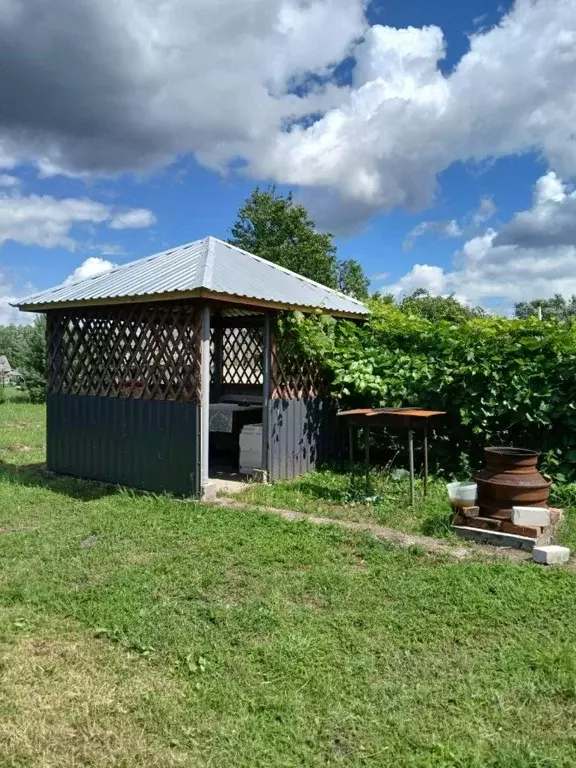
447,482,477,507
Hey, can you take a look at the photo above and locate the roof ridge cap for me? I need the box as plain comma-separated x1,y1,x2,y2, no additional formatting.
201,236,216,289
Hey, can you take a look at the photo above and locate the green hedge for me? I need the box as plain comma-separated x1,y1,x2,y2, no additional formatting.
288,303,576,479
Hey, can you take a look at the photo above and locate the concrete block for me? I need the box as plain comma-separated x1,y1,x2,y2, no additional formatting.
512,506,550,527
453,526,536,551
532,545,570,566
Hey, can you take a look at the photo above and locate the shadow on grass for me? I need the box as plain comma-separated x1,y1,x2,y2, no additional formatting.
0,460,121,502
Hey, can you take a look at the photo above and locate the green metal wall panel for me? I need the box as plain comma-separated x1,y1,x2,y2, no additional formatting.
267,398,339,482
47,394,201,496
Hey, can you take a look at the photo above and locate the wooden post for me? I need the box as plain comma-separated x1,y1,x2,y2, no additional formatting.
200,306,211,490
261,315,271,479
212,322,223,402
408,428,415,506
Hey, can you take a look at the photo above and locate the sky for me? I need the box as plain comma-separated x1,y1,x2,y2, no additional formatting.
0,0,575,324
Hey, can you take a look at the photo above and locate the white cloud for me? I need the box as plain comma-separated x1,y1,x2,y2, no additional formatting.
64,256,116,285
0,0,572,230
383,171,576,310
251,0,576,226
0,194,110,249
404,219,462,251
0,271,35,326
0,0,366,178
383,264,447,298
494,171,576,248
0,174,20,188
1,255,117,326
472,197,497,227
96,243,126,257
0,193,156,250
109,208,156,230
403,197,495,250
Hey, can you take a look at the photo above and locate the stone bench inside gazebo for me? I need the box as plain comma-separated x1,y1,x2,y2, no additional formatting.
15,237,368,497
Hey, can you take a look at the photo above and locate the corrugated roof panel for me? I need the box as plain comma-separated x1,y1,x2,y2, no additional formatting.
15,236,368,317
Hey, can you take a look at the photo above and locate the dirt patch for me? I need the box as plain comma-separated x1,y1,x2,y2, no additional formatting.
208,498,538,564
0,617,193,767
4,443,32,453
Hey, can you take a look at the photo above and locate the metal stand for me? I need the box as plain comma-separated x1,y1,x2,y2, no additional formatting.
408,429,415,506
423,423,428,498
364,427,370,487
343,409,444,507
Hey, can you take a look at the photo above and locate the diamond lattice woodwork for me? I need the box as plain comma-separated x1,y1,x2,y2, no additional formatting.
47,304,202,402
271,331,324,400
212,326,264,386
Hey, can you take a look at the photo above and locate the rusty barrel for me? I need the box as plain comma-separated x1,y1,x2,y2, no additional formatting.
474,447,551,520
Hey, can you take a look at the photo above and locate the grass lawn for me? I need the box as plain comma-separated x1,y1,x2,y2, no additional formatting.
236,468,457,537
2,400,576,766
236,467,576,550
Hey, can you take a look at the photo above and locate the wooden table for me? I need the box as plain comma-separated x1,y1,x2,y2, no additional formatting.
337,408,446,505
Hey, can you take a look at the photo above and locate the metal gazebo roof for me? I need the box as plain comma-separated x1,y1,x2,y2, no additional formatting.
15,237,369,318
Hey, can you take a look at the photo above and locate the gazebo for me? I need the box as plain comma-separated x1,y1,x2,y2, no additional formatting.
15,237,368,496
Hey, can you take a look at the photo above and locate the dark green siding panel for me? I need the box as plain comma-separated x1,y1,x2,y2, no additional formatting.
47,394,200,496
267,398,339,482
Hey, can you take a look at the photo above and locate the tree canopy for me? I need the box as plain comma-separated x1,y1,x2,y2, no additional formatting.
229,186,369,300
0,317,47,401
374,289,485,323
337,260,370,301
515,294,576,320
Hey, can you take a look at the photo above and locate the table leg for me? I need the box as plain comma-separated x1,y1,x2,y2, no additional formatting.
423,423,429,498
365,427,370,488
408,428,415,506
349,424,354,473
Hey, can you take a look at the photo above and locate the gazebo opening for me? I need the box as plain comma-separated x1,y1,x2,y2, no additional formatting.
208,310,267,485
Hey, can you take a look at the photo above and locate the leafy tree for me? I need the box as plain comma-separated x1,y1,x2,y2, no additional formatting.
337,259,370,300
229,186,339,287
515,294,576,320
398,289,485,323
21,316,47,403
0,324,34,369
288,301,576,480
230,186,370,298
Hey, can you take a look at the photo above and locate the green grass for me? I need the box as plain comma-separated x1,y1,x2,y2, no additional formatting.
2,401,576,766
236,468,457,537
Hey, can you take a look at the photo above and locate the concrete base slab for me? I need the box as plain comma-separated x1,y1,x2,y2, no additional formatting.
453,526,536,551
202,477,249,501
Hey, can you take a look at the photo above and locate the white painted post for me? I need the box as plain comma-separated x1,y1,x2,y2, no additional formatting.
261,315,271,479
201,306,211,490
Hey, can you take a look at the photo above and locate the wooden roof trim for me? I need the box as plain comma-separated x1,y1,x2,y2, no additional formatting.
18,287,368,320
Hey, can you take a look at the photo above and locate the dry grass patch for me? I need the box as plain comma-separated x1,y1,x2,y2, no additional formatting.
0,615,192,768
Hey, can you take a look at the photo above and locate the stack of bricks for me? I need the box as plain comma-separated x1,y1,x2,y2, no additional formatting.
452,505,563,545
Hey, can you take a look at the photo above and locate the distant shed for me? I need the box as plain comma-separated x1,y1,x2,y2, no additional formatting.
0,355,12,385
15,237,368,496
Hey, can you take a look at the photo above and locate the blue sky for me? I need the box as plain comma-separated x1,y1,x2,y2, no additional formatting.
0,0,574,322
